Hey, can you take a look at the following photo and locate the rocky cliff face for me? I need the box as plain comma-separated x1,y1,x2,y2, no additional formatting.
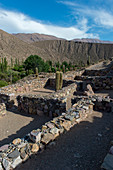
0,29,113,64
33,40,113,64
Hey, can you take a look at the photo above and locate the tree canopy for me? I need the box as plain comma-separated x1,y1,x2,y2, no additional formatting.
24,55,49,73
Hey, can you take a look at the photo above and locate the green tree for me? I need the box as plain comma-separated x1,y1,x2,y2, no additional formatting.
24,55,49,73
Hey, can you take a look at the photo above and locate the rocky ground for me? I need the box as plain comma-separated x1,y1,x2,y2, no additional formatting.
15,110,113,170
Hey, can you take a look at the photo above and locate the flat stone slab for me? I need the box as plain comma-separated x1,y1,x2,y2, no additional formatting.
8,149,20,159
0,145,9,151
101,154,113,170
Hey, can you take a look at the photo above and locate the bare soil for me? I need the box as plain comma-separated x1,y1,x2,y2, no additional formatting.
0,110,50,146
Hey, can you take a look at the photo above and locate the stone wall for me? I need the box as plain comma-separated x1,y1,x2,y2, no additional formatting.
0,77,48,94
0,97,94,170
0,93,15,109
75,76,113,91
63,70,85,80
0,77,49,109
0,103,6,117
72,95,113,112
82,61,113,76
0,72,80,109
17,83,77,117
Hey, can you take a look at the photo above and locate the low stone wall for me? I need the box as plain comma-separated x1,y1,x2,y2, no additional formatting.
0,98,94,170
0,103,6,117
0,93,15,109
0,77,49,109
82,68,112,76
82,61,113,76
72,95,113,112
0,78,48,94
17,83,77,117
63,70,85,80
75,76,113,91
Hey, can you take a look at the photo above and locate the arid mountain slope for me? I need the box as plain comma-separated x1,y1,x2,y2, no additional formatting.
13,33,63,43
32,40,113,64
0,29,113,65
0,29,50,63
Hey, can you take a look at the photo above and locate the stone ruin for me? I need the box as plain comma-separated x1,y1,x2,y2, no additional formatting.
0,65,113,169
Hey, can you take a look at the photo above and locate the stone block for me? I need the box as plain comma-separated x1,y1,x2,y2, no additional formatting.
101,154,113,170
41,133,55,144
30,130,42,143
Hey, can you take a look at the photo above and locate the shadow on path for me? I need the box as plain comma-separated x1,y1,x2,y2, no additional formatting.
16,110,113,170
0,109,50,146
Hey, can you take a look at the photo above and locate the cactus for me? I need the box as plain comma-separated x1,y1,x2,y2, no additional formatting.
63,65,65,73
55,71,60,91
55,71,63,91
10,72,12,84
35,67,39,79
87,55,90,65
59,72,63,90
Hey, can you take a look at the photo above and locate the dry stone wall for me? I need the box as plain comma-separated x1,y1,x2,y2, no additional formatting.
17,83,77,117
0,77,49,109
0,71,80,109
0,78,48,94
0,103,6,117
0,97,94,170
75,76,113,91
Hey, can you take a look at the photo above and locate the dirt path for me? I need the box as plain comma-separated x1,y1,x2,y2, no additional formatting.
86,60,112,70
25,87,55,96
16,110,113,170
0,110,50,146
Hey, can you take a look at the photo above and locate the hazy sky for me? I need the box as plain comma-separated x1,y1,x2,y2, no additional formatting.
0,0,113,41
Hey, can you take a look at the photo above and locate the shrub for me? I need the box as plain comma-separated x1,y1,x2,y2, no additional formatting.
24,55,49,73
0,80,8,87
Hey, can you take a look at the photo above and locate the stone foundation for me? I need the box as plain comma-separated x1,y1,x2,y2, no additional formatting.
75,76,113,91
17,83,77,116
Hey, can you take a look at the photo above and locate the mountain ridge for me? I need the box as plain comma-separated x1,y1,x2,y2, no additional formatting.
0,29,113,65
13,33,64,43
13,33,113,44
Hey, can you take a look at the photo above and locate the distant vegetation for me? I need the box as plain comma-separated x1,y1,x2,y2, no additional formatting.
0,55,86,87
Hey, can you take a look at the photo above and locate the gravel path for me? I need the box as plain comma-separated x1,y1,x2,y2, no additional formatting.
16,110,113,170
